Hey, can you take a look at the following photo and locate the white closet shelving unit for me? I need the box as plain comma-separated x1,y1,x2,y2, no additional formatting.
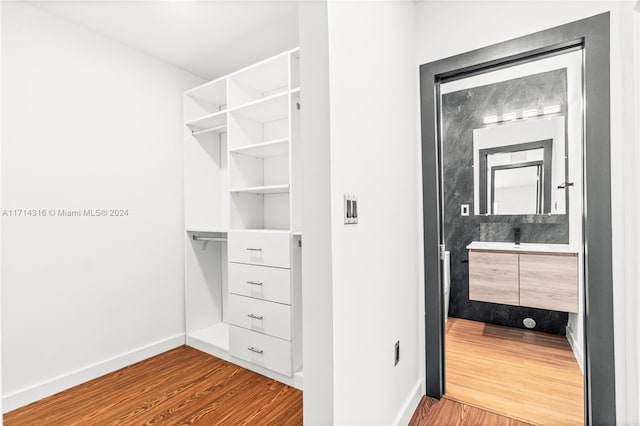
183,48,302,389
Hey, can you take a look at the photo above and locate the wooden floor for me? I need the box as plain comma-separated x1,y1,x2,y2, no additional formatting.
3,321,583,425
445,318,584,425
409,396,534,426
4,346,302,425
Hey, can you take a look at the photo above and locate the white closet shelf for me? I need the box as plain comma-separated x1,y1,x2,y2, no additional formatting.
230,92,289,123
185,78,226,106
229,138,289,158
186,227,228,234
189,323,229,351
191,125,227,136
230,228,291,234
229,52,289,95
186,110,227,132
230,184,290,195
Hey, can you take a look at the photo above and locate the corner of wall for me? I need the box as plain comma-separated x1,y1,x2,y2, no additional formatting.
0,0,4,422
565,325,584,374
298,1,336,424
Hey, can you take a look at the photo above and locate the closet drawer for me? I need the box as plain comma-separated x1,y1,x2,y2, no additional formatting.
228,231,290,268
229,262,292,304
229,325,292,377
227,294,292,340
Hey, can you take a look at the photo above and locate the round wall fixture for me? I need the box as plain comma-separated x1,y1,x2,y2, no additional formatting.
523,318,536,329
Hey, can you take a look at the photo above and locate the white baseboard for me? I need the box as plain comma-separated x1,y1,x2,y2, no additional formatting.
3,333,185,413
566,326,584,375
392,379,424,426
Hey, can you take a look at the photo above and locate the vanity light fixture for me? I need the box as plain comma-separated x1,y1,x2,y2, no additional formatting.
543,105,561,115
482,115,498,124
502,112,517,121
484,105,560,126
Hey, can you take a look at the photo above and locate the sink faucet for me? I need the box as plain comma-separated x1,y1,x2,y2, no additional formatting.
514,227,521,245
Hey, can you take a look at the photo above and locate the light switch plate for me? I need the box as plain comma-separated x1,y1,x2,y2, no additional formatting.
344,194,358,224
461,204,470,216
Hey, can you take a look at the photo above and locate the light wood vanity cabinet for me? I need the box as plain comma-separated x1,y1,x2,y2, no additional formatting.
468,245,578,313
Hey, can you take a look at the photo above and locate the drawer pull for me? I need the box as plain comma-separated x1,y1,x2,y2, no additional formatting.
246,248,263,251
247,314,263,320
246,281,263,286
248,346,263,354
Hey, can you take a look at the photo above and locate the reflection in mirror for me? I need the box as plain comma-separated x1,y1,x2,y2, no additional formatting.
480,141,552,215
492,162,542,214
473,116,566,215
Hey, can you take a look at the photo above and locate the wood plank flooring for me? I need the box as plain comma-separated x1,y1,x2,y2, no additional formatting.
3,321,583,425
409,396,534,426
4,346,302,425
445,318,584,425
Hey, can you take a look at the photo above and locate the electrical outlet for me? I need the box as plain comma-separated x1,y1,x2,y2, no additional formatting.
344,194,358,224
461,204,470,216
394,340,400,366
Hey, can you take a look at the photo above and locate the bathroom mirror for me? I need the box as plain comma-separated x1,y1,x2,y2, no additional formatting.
473,116,566,215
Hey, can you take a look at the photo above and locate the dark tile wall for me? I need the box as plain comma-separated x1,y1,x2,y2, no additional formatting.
442,69,570,335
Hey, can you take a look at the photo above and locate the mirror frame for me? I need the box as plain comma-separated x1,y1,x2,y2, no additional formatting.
419,12,614,425
478,139,553,214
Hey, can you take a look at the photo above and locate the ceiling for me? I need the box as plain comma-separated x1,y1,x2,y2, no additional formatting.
29,0,300,81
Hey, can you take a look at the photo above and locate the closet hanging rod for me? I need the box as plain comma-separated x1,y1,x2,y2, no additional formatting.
192,124,227,136
192,235,227,242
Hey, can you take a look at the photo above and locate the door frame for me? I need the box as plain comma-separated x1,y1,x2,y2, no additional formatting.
419,12,614,425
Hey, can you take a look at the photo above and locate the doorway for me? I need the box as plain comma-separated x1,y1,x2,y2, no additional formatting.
438,49,583,424
419,13,615,425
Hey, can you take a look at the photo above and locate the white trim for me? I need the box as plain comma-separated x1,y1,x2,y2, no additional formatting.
391,380,423,426
566,326,584,375
3,334,185,413
632,4,640,425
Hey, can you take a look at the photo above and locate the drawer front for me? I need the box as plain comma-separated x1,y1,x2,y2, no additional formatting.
519,253,578,313
227,294,292,340
229,262,292,305
228,231,291,268
229,325,292,376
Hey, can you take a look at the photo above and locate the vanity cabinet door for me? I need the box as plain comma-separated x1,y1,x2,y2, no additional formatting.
469,251,519,305
519,253,578,313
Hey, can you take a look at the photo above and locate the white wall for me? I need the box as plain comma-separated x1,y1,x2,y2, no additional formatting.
298,2,336,424
0,2,3,423
325,2,422,424
415,2,640,423
1,2,203,411
634,7,640,424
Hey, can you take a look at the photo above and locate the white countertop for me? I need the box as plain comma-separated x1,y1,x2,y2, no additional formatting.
466,241,580,254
